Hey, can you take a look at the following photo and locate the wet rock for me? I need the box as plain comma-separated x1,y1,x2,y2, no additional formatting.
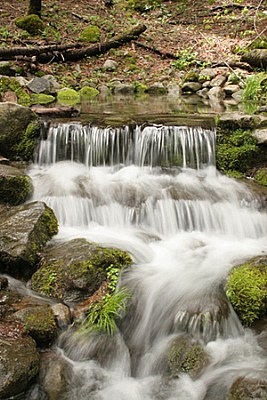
0,164,33,205
31,238,132,302
39,350,72,400
103,59,118,71
0,321,39,399
51,303,72,329
218,112,266,130
12,305,58,346
0,102,38,160
0,201,58,278
181,82,202,93
227,376,267,399
166,334,209,378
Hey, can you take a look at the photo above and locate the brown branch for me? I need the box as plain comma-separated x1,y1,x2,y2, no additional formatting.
0,43,82,59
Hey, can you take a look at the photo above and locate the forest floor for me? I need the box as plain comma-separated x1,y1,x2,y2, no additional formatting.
0,0,266,87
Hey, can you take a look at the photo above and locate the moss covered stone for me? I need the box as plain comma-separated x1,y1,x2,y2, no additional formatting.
30,93,55,105
13,305,57,346
167,334,210,378
255,168,267,186
80,86,100,99
0,102,38,161
227,376,267,400
57,88,80,105
216,128,258,175
79,25,100,43
31,238,132,302
226,256,267,326
0,76,31,106
0,201,58,278
0,164,33,206
15,14,44,35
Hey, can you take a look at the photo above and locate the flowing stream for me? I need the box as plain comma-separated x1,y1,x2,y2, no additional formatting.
29,121,267,399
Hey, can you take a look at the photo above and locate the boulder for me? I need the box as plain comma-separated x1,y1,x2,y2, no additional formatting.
254,168,267,186
26,77,53,94
0,102,40,161
0,164,33,205
181,82,202,93
0,321,39,399
227,376,267,399
12,305,58,346
103,59,118,71
51,303,72,329
31,238,132,302
0,201,58,278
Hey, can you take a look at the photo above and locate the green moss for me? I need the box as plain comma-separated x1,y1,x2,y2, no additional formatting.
30,93,55,105
167,336,209,378
14,121,41,161
132,81,147,94
80,86,100,98
0,175,33,206
15,14,44,35
216,128,258,174
57,88,80,105
226,257,267,326
0,77,31,106
79,25,100,43
255,168,267,186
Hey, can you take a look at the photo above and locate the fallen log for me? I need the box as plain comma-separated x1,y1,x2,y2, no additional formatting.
0,43,82,60
241,49,267,69
31,106,80,117
37,24,147,63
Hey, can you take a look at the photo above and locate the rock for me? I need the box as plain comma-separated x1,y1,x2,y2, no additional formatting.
26,77,53,94
1,90,17,102
0,156,10,165
113,83,135,95
15,14,44,35
42,75,61,93
254,168,267,186
0,201,58,278
0,61,16,76
253,128,267,144
80,85,100,98
232,89,243,101
197,88,209,98
181,82,202,93
167,83,180,96
199,67,217,81
0,276,8,290
103,59,118,71
0,164,33,205
166,334,209,378
147,82,167,95
31,238,132,302
79,25,100,43
226,256,267,326
12,305,58,346
98,84,110,97
224,84,241,96
51,303,72,328
241,49,267,69
218,112,266,130
57,88,80,106
14,76,29,87
0,321,39,399
0,102,38,160
210,74,227,87
39,350,72,400
207,86,226,100
227,376,267,399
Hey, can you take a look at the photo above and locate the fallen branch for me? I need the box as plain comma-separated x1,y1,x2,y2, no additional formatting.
38,24,147,63
31,106,80,117
0,43,82,59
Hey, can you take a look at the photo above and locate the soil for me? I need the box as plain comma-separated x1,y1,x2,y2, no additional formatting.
0,0,266,86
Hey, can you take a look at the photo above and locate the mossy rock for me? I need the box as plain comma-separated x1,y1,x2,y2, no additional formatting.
15,14,44,35
227,376,267,399
57,88,80,106
79,25,100,43
0,201,58,278
12,305,57,346
0,164,33,206
31,238,132,302
167,334,210,378
0,102,39,161
216,128,258,174
255,168,267,186
0,76,31,106
226,256,267,326
0,321,39,399
80,86,100,99
30,93,55,105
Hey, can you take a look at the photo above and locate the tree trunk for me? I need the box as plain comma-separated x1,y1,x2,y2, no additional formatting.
241,49,267,69
28,0,42,16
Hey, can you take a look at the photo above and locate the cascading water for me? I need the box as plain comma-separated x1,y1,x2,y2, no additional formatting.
29,121,267,399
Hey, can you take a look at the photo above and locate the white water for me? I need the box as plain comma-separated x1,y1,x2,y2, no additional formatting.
29,122,267,399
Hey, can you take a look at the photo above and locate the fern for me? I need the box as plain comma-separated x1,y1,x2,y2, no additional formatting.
82,288,130,335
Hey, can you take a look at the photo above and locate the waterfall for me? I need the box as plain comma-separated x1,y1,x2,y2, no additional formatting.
29,121,267,400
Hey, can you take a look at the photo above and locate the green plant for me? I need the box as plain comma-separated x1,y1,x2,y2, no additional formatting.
242,73,267,102
226,262,267,326
171,49,202,71
82,288,130,335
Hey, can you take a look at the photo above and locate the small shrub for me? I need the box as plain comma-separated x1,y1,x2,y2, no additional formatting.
242,73,267,102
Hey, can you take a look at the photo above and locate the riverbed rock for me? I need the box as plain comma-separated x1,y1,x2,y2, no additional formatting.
227,376,267,399
31,238,132,302
0,164,33,205
0,321,39,399
12,305,58,346
0,102,40,161
51,303,72,328
0,201,58,278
